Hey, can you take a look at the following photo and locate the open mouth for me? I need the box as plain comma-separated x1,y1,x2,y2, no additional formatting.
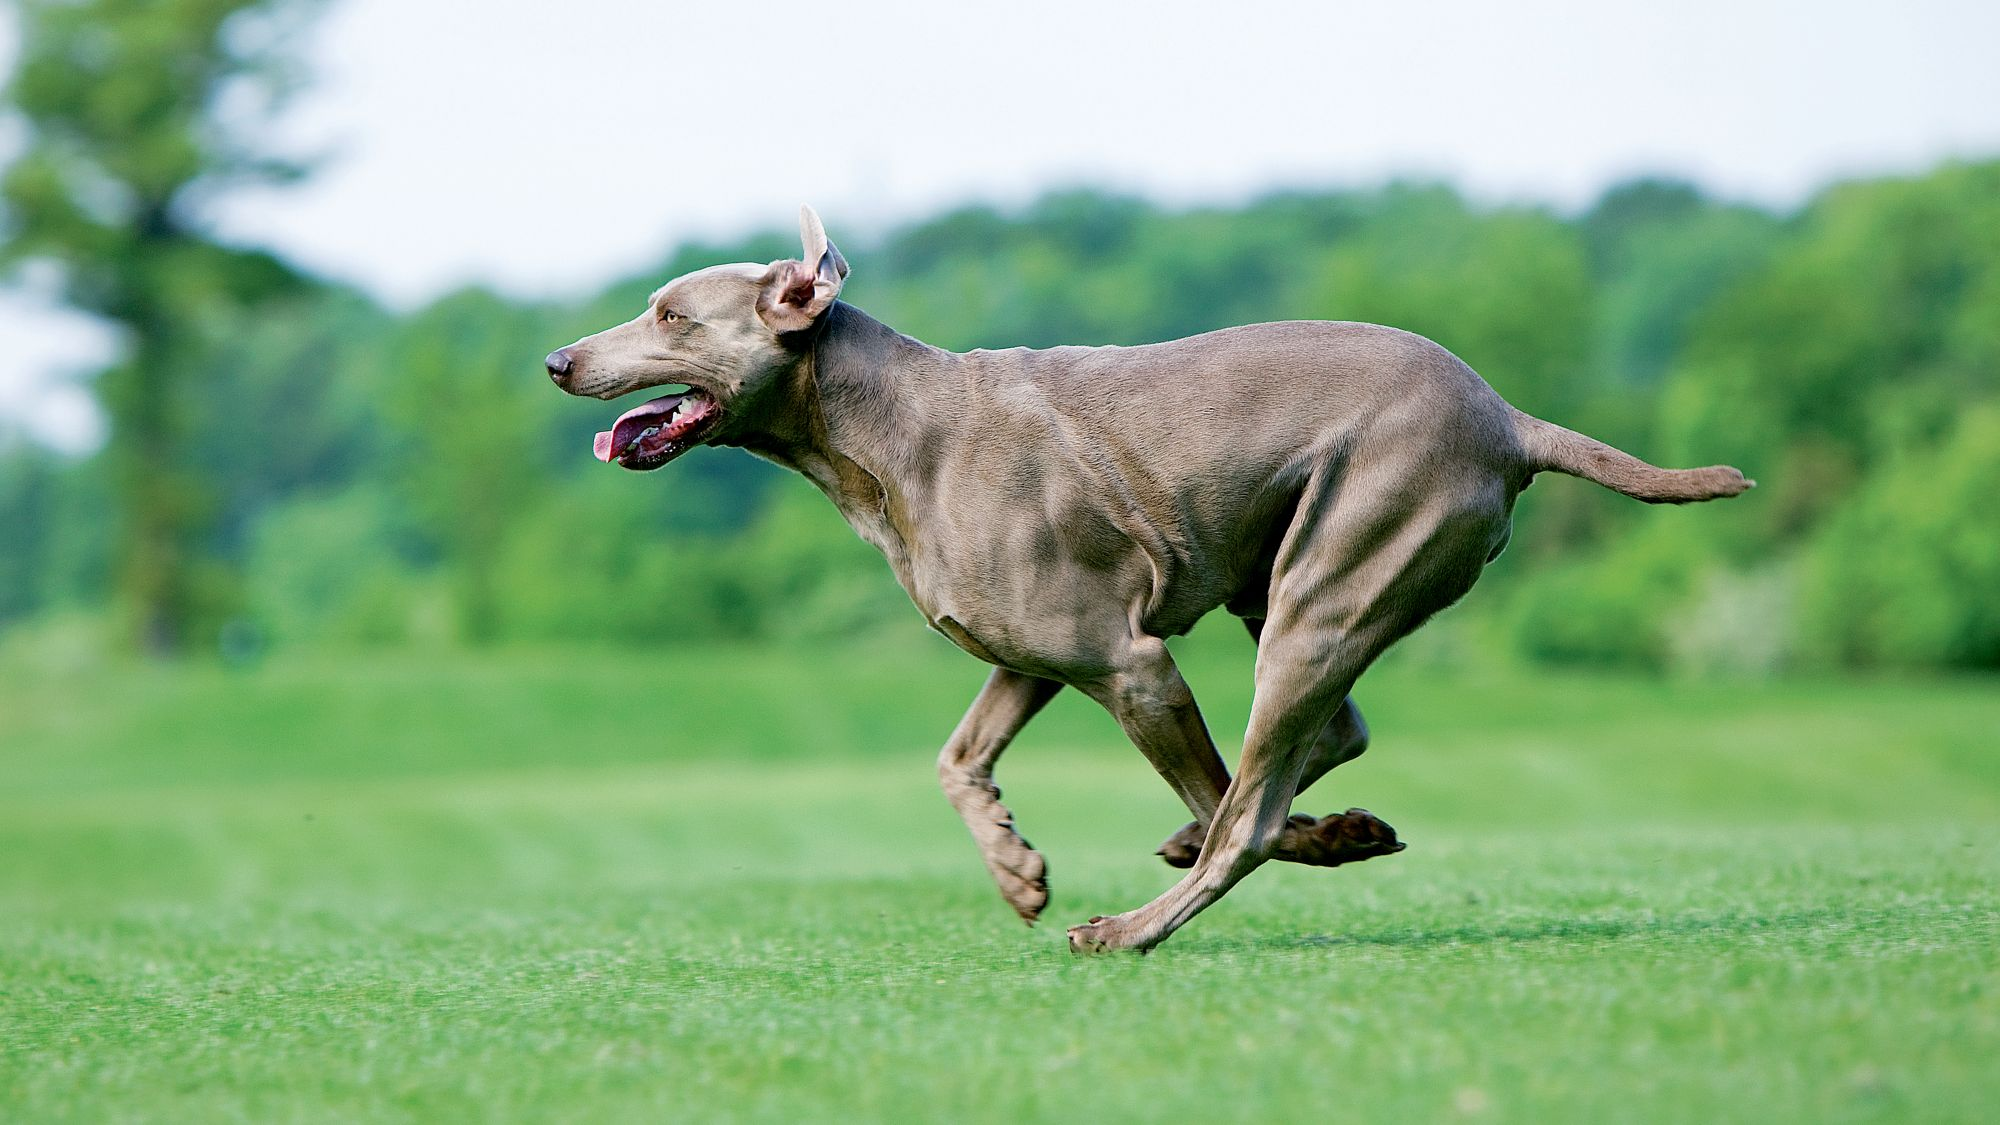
592,388,721,471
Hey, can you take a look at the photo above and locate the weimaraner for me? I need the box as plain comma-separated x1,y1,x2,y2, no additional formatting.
544,207,1752,953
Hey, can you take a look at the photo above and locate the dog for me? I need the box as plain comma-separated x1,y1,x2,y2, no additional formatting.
545,206,1751,953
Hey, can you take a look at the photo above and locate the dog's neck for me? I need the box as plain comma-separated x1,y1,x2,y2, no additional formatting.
734,302,960,567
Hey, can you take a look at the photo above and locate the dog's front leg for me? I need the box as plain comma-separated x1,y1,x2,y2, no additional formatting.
1077,636,1234,835
937,667,1063,924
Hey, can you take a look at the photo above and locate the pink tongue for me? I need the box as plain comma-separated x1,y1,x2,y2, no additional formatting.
592,393,686,462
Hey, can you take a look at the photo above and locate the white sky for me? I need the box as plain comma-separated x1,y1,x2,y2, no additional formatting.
5,0,2000,451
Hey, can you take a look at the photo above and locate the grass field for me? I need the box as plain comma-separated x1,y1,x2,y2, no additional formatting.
2,624,1997,1122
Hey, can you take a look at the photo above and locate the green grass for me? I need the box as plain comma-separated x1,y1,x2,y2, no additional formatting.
2,625,1997,1122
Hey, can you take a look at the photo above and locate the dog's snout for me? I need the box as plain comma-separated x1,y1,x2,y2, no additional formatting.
545,348,574,386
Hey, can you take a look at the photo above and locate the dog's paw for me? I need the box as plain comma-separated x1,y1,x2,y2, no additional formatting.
995,851,1049,925
1066,914,1149,955
1155,821,1204,868
1278,808,1407,867
981,832,1049,925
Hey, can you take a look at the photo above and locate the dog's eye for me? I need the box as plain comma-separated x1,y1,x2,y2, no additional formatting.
662,310,682,324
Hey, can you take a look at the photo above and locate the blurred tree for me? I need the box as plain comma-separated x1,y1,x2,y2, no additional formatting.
1798,403,2000,669
1,0,324,653
1306,185,1596,421
385,288,557,644
1513,160,2000,672
0,446,60,625
1580,178,1781,389
1660,160,2000,557
185,288,395,557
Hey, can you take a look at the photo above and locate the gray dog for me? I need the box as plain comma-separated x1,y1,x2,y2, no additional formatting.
545,207,1751,953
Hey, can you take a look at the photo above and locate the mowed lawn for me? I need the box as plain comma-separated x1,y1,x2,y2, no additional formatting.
2,626,1996,1122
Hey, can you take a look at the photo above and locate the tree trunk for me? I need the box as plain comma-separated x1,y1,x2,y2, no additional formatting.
104,299,198,657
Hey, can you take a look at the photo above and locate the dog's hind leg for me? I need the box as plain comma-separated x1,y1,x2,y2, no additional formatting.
938,667,1064,923
1069,464,1508,953
1157,622,1399,869
1245,616,1376,791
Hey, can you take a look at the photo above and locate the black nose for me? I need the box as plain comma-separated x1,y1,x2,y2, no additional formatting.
545,348,573,385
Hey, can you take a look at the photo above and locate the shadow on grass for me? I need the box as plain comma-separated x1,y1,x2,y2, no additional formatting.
1213,904,1934,955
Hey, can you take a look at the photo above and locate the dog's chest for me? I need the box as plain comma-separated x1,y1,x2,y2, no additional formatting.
907,508,1166,676
832,503,1033,668
822,444,1227,675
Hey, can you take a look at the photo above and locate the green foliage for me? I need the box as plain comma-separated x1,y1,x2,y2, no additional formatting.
242,485,441,647
379,289,559,642
1798,404,2000,669
1532,160,2000,671
1506,520,1709,671
1309,187,1595,419
0,445,113,626
720,481,922,641
0,447,63,624
1580,179,1784,388
485,471,735,646
1660,161,2000,545
487,472,912,647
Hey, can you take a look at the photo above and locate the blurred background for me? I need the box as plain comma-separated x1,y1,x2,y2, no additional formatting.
3,0,1998,674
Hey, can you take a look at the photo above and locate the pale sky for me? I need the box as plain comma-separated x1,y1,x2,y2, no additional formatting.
4,0,1999,450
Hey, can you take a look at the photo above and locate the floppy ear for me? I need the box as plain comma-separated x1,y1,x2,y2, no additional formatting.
756,205,849,334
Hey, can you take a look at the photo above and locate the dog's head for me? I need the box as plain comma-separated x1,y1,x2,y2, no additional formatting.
545,206,848,471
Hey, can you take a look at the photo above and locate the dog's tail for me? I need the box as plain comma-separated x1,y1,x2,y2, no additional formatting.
1510,409,1754,504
